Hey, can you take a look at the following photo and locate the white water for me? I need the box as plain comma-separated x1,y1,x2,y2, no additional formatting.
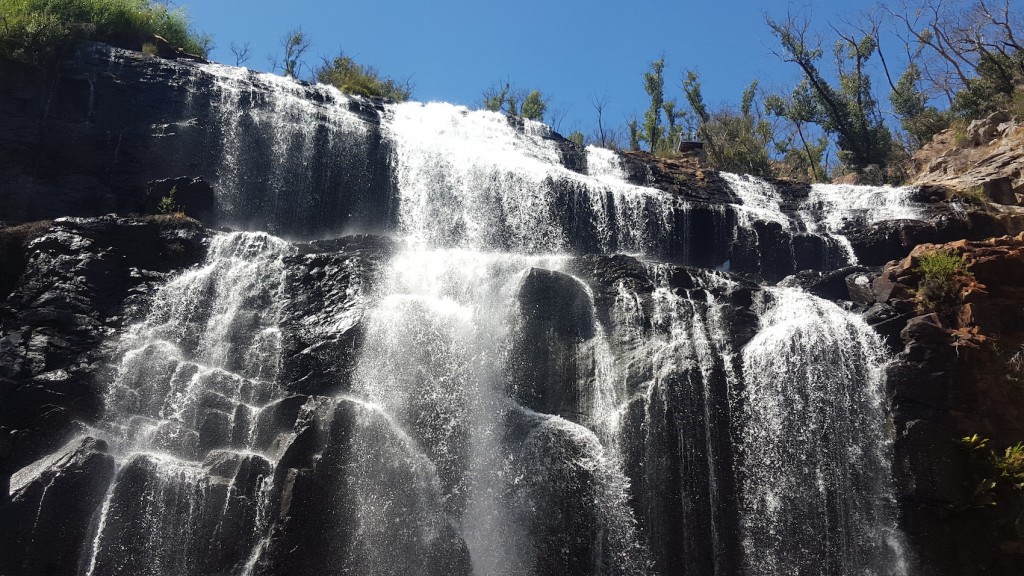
383,101,684,256
740,288,908,575
723,173,927,265
85,232,294,576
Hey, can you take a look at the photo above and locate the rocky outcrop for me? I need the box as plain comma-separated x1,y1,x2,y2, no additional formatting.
3,436,115,576
0,215,208,499
860,234,1024,575
0,216,405,576
912,110,1024,206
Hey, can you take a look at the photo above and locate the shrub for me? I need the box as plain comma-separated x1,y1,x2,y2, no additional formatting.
157,185,182,215
0,0,211,64
316,52,411,101
957,435,1024,508
915,248,971,310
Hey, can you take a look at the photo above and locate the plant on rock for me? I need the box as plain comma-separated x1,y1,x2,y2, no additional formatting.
158,186,183,215
914,248,972,311
316,51,412,101
958,434,1024,508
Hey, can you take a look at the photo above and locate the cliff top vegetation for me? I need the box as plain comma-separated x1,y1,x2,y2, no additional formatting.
0,0,211,63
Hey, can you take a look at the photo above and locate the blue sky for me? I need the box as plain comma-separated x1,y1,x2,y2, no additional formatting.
181,0,894,137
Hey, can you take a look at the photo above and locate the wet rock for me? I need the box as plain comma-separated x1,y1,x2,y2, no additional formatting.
781,265,874,303
509,268,597,422
280,236,391,396
0,42,394,237
2,436,115,576
0,215,208,497
879,232,1024,575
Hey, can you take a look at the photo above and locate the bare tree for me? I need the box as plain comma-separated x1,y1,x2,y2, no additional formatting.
229,41,251,66
278,28,312,78
884,0,1024,103
546,105,569,132
591,93,609,147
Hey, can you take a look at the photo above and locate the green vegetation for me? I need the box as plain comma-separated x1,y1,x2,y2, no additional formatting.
642,58,666,153
593,1,1024,184
157,185,182,215
316,51,412,101
482,83,549,121
685,72,775,177
914,248,972,310
519,90,546,121
959,434,1024,508
0,0,211,63
765,14,894,177
278,28,310,78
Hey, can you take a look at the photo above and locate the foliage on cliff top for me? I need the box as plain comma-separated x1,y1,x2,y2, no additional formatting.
0,0,211,64
316,51,412,102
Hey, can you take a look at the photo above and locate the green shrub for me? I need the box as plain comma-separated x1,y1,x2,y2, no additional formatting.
0,0,211,64
157,185,182,215
995,442,1024,491
957,435,1024,508
915,248,971,310
316,52,411,101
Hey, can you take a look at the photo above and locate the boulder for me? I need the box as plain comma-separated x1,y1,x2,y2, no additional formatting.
2,436,115,576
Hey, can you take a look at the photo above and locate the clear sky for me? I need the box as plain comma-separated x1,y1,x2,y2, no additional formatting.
180,0,894,137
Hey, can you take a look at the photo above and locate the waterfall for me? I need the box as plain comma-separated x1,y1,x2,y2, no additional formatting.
44,68,924,576
85,232,293,576
739,288,908,575
193,63,390,237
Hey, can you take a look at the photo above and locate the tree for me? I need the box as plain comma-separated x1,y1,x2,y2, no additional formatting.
890,62,950,148
884,0,1024,118
766,14,894,176
567,131,585,146
627,116,641,151
684,71,776,177
481,83,551,122
765,81,830,181
642,58,666,152
279,28,311,78
520,90,547,121
483,83,513,113
591,93,610,147
229,41,251,66
316,51,412,101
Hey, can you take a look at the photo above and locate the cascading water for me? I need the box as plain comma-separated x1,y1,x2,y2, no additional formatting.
26,62,929,576
722,173,927,268
85,232,294,576
193,63,391,237
739,288,908,576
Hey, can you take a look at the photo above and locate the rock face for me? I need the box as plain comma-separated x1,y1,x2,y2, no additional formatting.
866,234,1024,575
0,42,394,237
912,111,1024,206
0,215,208,499
3,436,115,576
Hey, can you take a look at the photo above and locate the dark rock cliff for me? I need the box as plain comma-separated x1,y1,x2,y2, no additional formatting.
0,42,393,238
